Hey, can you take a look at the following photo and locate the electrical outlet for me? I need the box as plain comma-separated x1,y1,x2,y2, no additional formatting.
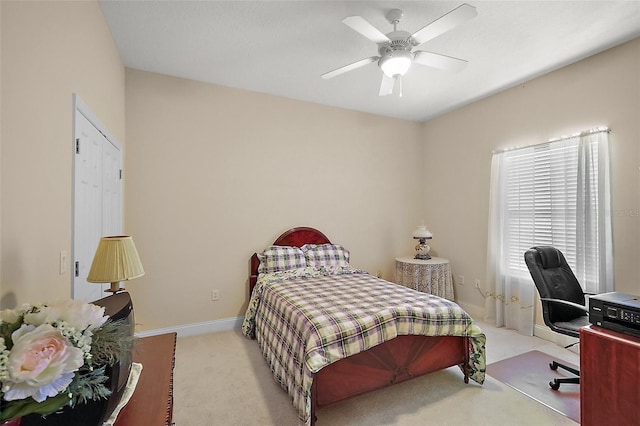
458,275,465,285
211,290,220,301
475,279,481,289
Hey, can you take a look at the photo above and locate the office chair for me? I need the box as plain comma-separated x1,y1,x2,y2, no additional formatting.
524,246,590,390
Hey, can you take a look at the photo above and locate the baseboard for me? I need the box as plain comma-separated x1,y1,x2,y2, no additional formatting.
135,313,566,351
533,324,580,353
456,301,485,321
134,302,487,339
135,316,243,338
133,301,486,339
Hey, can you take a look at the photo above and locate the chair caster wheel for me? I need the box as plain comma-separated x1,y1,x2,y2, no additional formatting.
549,362,558,370
549,380,560,391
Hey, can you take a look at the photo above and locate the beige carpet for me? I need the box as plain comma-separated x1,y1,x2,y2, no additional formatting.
172,323,579,425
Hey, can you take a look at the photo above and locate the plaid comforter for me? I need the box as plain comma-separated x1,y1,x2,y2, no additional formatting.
242,267,486,425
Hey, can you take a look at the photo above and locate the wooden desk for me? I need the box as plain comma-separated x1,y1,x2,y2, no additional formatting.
580,325,640,425
115,333,177,426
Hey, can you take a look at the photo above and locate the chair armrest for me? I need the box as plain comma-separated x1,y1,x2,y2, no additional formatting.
540,298,589,313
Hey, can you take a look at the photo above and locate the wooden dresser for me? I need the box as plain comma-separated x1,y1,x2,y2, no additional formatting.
580,325,640,426
115,332,177,426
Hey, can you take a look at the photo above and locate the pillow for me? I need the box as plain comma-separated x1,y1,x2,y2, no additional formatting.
302,243,350,268
257,245,307,274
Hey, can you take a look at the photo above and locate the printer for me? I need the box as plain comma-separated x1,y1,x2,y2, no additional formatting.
589,291,640,337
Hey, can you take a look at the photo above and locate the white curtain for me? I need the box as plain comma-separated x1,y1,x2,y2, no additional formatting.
486,153,535,335
486,128,612,335
576,131,614,294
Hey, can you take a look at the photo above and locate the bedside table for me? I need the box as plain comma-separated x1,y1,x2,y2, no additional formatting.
395,256,454,300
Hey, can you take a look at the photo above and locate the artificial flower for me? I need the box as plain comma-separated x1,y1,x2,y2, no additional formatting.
3,323,84,402
23,299,108,332
0,299,133,422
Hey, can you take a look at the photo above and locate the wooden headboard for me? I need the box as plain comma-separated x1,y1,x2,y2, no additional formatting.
249,227,331,295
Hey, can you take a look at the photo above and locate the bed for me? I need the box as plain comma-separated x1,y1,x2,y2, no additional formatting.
242,227,485,425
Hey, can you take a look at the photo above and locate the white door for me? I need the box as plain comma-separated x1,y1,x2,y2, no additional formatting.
102,138,123,235
72,97,122,302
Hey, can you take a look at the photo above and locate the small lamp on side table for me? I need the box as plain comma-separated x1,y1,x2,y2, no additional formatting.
87,236,145,293
413,223,433,260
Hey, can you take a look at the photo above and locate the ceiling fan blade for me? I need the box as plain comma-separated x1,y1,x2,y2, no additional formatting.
414,51,468,71
411,3,477,45
321,56,379,79
343,16,390,44
379,74,395,96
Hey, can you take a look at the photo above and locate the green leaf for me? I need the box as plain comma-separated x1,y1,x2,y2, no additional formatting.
0,393,70,422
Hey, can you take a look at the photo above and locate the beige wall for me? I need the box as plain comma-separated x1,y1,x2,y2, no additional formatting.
1,0,638,334
124,69,423,330
0,0,3,290
422,38,640,321
0,1,125,306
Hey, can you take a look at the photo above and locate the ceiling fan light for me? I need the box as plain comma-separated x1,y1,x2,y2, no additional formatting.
379,51,413,77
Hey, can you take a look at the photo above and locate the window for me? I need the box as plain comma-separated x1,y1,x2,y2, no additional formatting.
504,140,585,278
487,128,612,334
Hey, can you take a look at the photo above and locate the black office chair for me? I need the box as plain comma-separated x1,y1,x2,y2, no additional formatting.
524,246,590,390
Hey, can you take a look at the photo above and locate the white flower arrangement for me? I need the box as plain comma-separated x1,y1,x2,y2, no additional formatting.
0,299,133,422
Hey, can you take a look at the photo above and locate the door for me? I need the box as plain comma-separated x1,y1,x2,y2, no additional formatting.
72,96,122,302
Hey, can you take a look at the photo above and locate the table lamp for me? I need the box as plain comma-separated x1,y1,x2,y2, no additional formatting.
87,235,145,293
413,223,433,260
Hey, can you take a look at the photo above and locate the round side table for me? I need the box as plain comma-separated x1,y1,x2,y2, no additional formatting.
395,256,454,300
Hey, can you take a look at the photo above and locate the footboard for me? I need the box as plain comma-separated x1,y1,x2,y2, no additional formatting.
311,334,468,422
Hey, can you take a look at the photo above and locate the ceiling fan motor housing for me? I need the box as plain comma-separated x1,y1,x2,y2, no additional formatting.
378,30,412,56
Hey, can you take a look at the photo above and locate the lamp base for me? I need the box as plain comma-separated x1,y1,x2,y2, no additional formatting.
414,239,431,260
105,282,125,293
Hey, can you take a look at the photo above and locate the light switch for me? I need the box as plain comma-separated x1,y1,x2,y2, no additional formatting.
60,250,68,274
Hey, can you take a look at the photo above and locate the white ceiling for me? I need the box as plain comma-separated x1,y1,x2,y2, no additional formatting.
99,1,640,122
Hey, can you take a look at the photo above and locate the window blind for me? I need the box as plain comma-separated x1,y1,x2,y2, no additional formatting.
502,137,599,287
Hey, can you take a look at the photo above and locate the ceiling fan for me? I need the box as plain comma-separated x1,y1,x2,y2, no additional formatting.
321,3,477,96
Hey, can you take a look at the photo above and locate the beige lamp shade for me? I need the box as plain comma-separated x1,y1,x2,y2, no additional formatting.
87,236,144,293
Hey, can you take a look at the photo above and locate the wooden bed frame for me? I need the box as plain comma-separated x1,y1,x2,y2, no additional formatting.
249,227,469,424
